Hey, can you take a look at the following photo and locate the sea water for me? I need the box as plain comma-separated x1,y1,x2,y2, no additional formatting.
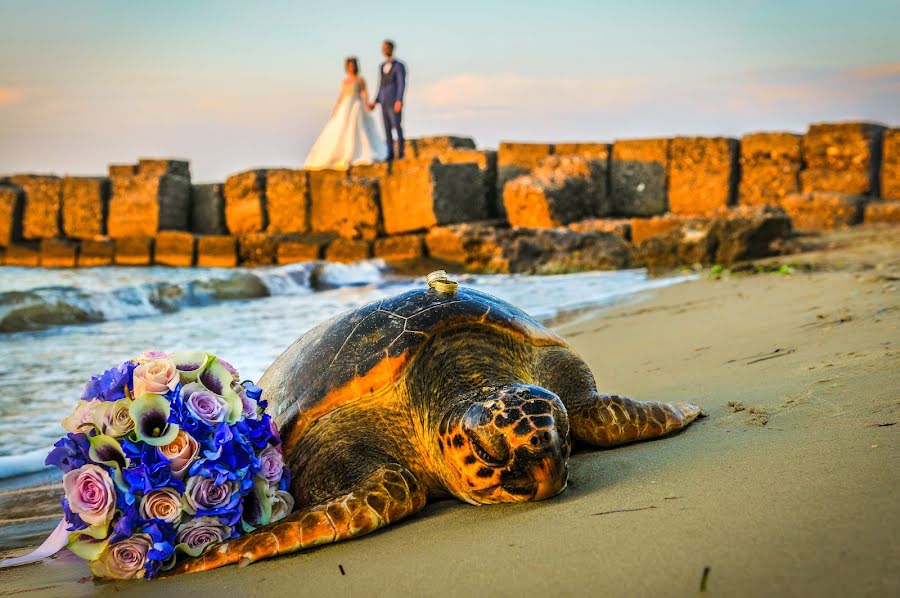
0,261,692,484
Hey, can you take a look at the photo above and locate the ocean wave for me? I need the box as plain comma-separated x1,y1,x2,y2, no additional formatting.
0,448,53,480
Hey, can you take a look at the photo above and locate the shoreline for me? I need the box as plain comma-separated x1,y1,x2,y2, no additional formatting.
0,226,897,597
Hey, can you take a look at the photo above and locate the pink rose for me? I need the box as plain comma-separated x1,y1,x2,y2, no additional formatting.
61,398,101,434
132,358,179,398
175,516,232,557
258,446,284,485
139,487,183,524
89,534,151,580
62,464,116,529
139,350,171,360
159,430,199,479
183,476,238,515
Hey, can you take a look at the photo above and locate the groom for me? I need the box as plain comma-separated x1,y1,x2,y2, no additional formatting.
368,39,406,161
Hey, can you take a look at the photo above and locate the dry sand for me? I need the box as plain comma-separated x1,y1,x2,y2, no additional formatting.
1,226,898,597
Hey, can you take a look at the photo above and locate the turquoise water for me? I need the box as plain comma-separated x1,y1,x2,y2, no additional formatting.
0,261,692,481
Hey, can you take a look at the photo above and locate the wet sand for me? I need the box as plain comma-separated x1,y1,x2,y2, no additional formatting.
1,226,898,597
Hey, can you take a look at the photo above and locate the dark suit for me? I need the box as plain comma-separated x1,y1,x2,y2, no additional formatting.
375,59,406,160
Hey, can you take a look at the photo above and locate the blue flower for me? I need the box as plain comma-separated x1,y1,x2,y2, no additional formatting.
142,520,176,578
81,361,136,402
109,507,144,544
62,498,88,531
122,443,184,494
45,433,91,473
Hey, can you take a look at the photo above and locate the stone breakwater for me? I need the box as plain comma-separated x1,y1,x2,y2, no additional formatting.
1,122,898,273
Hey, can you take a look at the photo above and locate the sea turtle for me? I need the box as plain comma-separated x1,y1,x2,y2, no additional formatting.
172,275,701,575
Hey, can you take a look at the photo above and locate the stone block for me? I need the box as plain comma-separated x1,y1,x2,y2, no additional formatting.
348,162,391,182
554,143,611,215
276,235,327,264
224,170,267,234
781,192,868,230
108,164,137,178
310,177,381,239
881,128,900,200
381,159,487,235
115,236,154,266
502,227,629,274
154,231,196,267
374,234,425,261
107,173,191,238
307,169,347,228
497,142,555,216
711,206,793,265
62,177,109,239
503,156,597,228
630,215,684,245
425,224,507,270
40,238,78,268
0,185,24,247
197,235,237,268
137,158,191,179
801,122,886,195
191,183,227,235
266,169,309,234
863,201,900,224
10,175,63,239
738,132,802,206
4,243,40,267
408,136,477,159
567,218,631,241
325,238,372,263
668,137,738,215
78,239,115,267
610,138,670,216
433,149,498,216
237,233,277,266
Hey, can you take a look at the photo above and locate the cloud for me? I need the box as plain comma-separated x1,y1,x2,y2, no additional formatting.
0,87,27,106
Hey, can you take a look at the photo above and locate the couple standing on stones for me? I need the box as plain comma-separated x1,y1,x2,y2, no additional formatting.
303,40,406,170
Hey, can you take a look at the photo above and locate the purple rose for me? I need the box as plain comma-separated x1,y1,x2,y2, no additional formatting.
183,476,238,515
182,382,229,425
62,464,116,529
258,446,284,485
236,384,258,420
174,516,232,557
89,534,151,580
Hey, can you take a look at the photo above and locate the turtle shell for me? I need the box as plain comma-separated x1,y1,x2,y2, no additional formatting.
260,286,565,438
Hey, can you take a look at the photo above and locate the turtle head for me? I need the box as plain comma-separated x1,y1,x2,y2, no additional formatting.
436,384,570,505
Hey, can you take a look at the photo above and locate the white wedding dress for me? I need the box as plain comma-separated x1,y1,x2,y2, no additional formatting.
303,78,388,170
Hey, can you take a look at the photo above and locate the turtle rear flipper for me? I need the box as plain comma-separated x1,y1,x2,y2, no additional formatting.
166,464,426,575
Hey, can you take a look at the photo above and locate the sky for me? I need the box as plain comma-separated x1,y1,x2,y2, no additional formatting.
1,0,898,181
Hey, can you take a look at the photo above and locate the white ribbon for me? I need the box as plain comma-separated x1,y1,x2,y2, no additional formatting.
0,518,69,568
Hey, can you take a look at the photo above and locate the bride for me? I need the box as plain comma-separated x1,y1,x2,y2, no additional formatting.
303,57,388,170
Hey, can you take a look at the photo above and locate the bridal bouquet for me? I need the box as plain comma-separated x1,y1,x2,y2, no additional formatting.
39,351,293,580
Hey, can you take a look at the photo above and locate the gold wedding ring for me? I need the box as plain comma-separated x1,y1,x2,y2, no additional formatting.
426,270,458,294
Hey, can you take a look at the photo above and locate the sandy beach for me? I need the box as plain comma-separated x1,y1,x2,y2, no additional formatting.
1,226,897,597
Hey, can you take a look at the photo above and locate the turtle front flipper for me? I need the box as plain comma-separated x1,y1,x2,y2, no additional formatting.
165,464,426,576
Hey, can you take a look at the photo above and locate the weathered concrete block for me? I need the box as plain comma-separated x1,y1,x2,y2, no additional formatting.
503,156,597,228
0,185,24,247
115,237,154,266
567,218,631,241
425,223,507,270
325,238,372,263
669,137,738,215
276,235,326,264
630,215,684,245
781,192,868,230
381,159,487,235
433,149,498,218
4,243,40,267
738,132,801,206
224,170,267,234
801,122,885,195
40,238,78,268
62,177,109,239
191,183,227,235
408,136,477,159
108,164,137,178
137,158,191,179
348,162,391,182
10,175,63,239
554,142,611,161
497,143,555,216
238,233,277,266
502,227,629,274
311,177,381,239
107,173,191,238
554,143,611,215
712,206,793,265
863,201,900,224
374,234,425,261
881,128,900,200
266,169,308,234
610,138,670,216
78,239,115,267
307,169,347,229
155,231,196,267
197,235,237,268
